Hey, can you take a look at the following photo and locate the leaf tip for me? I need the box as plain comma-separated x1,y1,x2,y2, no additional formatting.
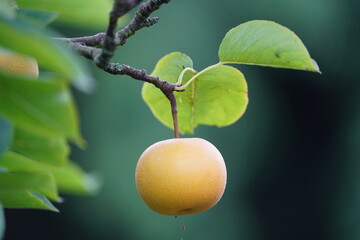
72,73,96,94
74,137,87,150
311,59,321,74
31,192,59,212
83,173,102,195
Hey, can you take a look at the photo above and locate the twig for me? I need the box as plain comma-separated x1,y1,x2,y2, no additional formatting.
67,42,101,60
57,0,170,69
54,1,166,49
97,0,169,68
56,0,170,64
103,64,182,138
55,0,180,137
116,0,169,46
95,0,141,67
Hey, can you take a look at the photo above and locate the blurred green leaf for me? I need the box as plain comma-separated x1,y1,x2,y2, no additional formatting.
0,71,83,145
50,161,100,195
0,204,4,240
0,151,98,195
143,52,248,134
16,0,127,29
149,52,194,83
0,16,93,90
10,127,69,166
0,191,58,212
0,116,12,156
0,0,15,19
0,172,58,201
16,9,58,28
219,20,320,72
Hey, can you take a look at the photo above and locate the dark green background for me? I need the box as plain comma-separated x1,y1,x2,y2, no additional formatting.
4,0,360,239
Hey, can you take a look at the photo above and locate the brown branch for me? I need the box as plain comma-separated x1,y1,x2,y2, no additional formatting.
54,16,159,47
95,0,142,68
117,0,169,46
55,0,180,137
103,64,182,138
55,0,171,69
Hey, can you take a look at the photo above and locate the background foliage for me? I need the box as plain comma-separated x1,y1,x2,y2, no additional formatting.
2,0,360,240
0,0,102,218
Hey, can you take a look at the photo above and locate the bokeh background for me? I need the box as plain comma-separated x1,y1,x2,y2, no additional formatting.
4,0,360,239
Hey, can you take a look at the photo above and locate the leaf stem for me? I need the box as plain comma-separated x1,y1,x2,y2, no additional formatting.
174,62,223,91
176,67,196,85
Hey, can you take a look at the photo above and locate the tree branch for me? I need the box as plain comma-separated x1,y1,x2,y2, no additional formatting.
57,0,172,84
55,0,168,51
102,63,182,138
116,0,169,46
67,42,101,60
54,17,159,47
95,0,141,68
58,0,172,80
57,0,170,70
55,0,180,137
56,0,171,74
96,0,169,68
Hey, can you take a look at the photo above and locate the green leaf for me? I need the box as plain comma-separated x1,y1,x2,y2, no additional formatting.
0,204,4,240
0,191,58,212
142,52,192,131
50,161,100,195
16,0,126,29
0,71,83,145
16,9,58,28
142,52,248,134
0,172,58,201
0,16,92,89
0,151,98,195
10,127,69,166
0,116,12,156
0,0,15,19
219,20,320,72
148,52,194,83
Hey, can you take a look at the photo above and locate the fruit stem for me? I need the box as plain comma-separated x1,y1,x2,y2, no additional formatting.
168,92,180,138
160,84,180,138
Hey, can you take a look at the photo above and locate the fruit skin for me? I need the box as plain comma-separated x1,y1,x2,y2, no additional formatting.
0,51,39,78
135,138,227,216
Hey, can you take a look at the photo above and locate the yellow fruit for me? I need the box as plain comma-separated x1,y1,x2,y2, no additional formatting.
135,138,227,216
0,51,39,78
